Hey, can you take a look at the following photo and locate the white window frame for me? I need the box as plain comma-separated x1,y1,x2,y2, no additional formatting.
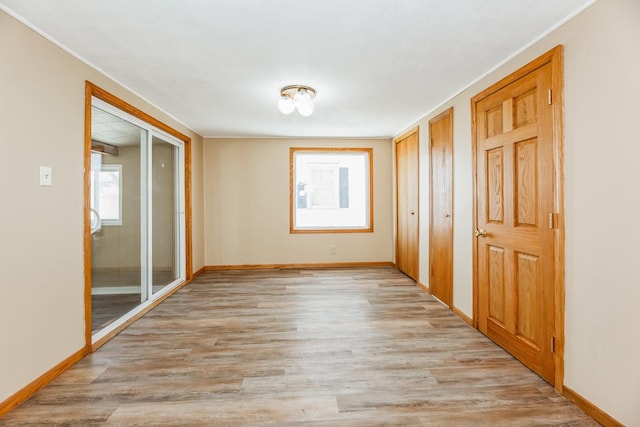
290,147,373,233
92,163,123,226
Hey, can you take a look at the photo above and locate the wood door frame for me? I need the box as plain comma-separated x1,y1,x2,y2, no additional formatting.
471,45,564,390
429,108,454,306
84,81,193,352
394,126,420,279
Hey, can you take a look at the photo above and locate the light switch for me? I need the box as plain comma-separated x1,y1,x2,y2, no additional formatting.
40,166,52,186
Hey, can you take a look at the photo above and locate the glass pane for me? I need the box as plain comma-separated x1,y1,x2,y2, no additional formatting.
97,166,121,223
90,106,148,332
151,135,179,294
294,150,369,230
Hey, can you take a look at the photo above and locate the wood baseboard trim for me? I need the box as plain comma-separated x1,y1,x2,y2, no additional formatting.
0,347,86,418
1,276,198,418
204,262,394,271
452,306,473,326
193,266,205,278
92,277,193,351
562,386,623,427
416,281,430,293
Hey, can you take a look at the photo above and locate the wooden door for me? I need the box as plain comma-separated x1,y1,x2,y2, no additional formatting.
429,108,453,307
395,129,419,280
472,47,563,386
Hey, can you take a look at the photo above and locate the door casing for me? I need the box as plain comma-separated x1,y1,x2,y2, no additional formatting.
84,82,193,352
471,46,565,390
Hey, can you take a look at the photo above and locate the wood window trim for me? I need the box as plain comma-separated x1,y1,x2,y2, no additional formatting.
84,81,193,352
289,147,374,234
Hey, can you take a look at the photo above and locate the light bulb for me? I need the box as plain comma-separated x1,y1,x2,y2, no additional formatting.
294,89,314,117
278,95,295,114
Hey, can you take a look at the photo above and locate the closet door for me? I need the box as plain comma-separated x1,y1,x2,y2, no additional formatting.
395,129,419,280
429,108,454,307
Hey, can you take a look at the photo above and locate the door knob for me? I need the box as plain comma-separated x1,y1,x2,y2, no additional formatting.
474,228,487,238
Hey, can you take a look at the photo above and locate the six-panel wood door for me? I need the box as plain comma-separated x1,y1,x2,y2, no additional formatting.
429,108,453,307
395,129,419,280
473,60,557,384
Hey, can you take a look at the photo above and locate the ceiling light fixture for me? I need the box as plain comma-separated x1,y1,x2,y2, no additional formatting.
278,85,316,117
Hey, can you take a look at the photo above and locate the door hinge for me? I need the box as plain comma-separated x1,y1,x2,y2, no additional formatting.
547,89,552,105
551,336,556,353
548,213,557,229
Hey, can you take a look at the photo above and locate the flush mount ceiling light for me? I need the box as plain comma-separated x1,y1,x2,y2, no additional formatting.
278,85,316,117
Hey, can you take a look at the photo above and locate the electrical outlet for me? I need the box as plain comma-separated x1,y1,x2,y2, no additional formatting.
330,245,337,254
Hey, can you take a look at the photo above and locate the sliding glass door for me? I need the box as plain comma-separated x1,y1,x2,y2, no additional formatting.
89,98,185,341
151,134,184,294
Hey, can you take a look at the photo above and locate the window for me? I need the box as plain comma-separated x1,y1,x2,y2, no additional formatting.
290,147,373,233
90,152,122,228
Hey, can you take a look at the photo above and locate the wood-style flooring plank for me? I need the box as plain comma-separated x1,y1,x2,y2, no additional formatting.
0,268,598,426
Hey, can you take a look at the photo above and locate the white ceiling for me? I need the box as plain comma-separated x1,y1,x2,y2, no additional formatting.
92,106,144,147
1,0,594,138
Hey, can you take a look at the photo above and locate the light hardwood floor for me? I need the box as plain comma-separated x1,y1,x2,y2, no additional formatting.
0,268,597,426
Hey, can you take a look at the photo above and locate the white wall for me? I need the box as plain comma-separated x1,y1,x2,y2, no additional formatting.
203,138,393,266
0,10,204,404
395,0,640,424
